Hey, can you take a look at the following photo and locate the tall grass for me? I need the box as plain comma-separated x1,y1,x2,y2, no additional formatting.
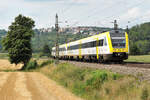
37,62,150,100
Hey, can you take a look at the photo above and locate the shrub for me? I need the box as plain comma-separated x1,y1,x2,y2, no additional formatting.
72,82,86,95
141,88,149,100
39,52,44,57
25,60,38,70
39,60,54,68
112,73,122,80
86,71,108,89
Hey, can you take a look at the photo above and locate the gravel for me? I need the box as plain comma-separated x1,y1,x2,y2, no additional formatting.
61,60,150,82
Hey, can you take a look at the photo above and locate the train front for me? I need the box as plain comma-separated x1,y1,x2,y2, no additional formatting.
106,30,129,61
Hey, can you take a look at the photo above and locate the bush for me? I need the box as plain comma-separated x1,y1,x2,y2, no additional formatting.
25,60,38,70
86,71,108,89
39,60,54,68
141,88,149,100
112,73,122,80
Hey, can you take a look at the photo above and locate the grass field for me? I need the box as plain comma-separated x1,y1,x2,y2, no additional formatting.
0,53,8,59
125,55,150,63
35,60,150,100
0,53,150,63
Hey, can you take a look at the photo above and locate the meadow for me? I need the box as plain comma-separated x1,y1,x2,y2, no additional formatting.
125,55,150,63
0,53,150,100
35,60,150,100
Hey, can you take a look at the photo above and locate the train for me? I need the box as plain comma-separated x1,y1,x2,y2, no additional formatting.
51,30,129,62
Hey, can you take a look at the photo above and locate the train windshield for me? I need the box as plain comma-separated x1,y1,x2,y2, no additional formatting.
111,38,126,48
110,30,126,48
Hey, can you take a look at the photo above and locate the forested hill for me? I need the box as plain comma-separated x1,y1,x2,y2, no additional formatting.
0,29,7,36
32,30,89,53
129,22,150,55
32,27,112,53
0,29,7,49
1,23,150,55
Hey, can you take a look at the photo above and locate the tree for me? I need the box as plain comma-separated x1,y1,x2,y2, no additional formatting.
43,44,51,57
129,22,150,55
130,43,140,55
2,14,35,69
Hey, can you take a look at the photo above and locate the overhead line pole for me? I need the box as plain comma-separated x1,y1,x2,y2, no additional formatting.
55,14,59,64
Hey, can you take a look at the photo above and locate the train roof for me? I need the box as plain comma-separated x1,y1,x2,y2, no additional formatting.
55,29,126,48
59,31,109,47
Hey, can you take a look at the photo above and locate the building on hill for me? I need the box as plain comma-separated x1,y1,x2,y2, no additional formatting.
35,26,113,36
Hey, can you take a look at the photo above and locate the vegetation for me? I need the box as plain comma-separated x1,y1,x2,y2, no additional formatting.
42,44,51,57
0,29,7,35
32,30,89,52
25,60,38,70
125,55,150,63
30,22,150,55
0,29,7,50
35,60,150,100
0,53,8,59
1,22,150,55
2,14,35,69
129,22,150,55
141,88,149,100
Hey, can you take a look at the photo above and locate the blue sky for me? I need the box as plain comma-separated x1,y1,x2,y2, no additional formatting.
0,0,150,29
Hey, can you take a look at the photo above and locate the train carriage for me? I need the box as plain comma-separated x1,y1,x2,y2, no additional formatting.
52,30,129,62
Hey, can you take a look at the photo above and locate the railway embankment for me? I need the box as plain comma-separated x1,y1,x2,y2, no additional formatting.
61,60,150,82
36,59,150,100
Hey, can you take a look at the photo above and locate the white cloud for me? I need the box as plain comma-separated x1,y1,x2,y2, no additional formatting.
120,7,140,20
0,0,150,29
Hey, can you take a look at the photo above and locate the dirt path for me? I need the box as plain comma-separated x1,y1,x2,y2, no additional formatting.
0,59,23,70
0,72,83,100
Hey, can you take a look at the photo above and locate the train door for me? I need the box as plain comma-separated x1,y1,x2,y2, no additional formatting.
79,40,82,59
96,38,99,60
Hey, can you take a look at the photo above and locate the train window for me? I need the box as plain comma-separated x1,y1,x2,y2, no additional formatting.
111,39,126,48
69,40,99,50
93,41,96,47
59,47,65,51
69,44,79,50
104,37,107,46
98,40,104,46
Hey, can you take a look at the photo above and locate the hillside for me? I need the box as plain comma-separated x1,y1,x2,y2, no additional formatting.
0,29,7,49
1,22,150,55
32,30,89,52
129,22,150,55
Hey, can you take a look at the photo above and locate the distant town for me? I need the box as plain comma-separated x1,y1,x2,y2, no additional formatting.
37,26,113,35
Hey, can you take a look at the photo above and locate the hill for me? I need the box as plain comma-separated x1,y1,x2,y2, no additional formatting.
32,27,113,53
0,29,7,49
129,22,150,55
1,23,150,55
32,30,89,52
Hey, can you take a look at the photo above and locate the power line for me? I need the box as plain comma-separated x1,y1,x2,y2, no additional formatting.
83,0,146,28
121,12,150,28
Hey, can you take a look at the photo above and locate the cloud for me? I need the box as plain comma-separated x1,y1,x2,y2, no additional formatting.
0,0,150,29
120,7,140,20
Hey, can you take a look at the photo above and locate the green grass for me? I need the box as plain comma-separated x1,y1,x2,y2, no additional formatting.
36,61,150,100
125,55,150,63
0,53,8,59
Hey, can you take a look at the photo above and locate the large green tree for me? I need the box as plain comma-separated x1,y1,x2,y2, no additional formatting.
2,14,35,69
129,22,150,55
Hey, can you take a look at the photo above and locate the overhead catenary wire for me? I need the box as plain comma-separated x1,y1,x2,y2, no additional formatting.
52,0,147,29
82,0,146,28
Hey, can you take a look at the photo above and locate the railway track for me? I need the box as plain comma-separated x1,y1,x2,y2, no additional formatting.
60,60,150,69
60,60,150,82
122,62,150,69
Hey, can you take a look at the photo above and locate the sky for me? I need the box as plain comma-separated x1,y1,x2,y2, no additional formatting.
0,0,150,29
